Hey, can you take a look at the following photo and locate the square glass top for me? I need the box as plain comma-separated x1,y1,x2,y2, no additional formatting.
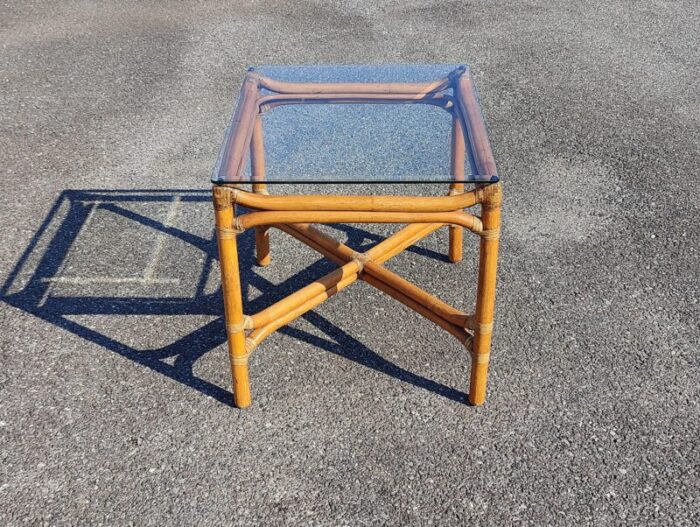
212,64,498,185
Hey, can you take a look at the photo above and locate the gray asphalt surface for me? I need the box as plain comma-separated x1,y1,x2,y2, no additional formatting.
1,1,698,525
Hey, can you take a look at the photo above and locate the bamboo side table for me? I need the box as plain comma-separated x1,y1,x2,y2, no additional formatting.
211,65,501,408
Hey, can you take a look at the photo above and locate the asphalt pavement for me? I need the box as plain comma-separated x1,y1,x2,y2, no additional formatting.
1,1,698,525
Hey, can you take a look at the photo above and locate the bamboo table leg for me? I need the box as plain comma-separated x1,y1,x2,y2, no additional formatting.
448,116,466,263
251,115,271,267
469,183,501,405
213,187,252,408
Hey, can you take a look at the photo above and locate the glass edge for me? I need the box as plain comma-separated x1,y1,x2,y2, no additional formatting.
211,175,499,185
248,63,469,72
212,64,494,185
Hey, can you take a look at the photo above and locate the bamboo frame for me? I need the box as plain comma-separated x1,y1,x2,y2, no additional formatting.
212,66,501,409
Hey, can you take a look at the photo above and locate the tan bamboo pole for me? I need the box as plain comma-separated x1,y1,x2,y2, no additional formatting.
212,187,251,408
249,260,362,329
249,72,453,95
250,116,270,266
283,222,438,266
469,183,502,405
455,75,498,177
260,99,452,113
247,273,359,350
449,115,466,262
218,77,259,182
278,222,420,268
257,93,454,112
258,93,450,103
231,189,479,213
365,224,442,263
250,221,458,333
373,223,444,262
236,210,482,233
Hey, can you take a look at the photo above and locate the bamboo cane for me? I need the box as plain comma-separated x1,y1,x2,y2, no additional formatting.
261,223,472,348
213,187,251,408
362,273,470,345
449,116,466,262
236,210,482,233
249,71,454,95
258,94,454,113
249,260,362,329
372,223,444,262
362,261,468,327
276,221,461,319
276,224,348,267
284,222,438,266
250,116,271,266
247,272,359,350
218,78,259,182
231,189,479,213
455,75,498,178
469,183,501,405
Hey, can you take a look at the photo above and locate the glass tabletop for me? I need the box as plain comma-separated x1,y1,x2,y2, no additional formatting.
212,64,498,185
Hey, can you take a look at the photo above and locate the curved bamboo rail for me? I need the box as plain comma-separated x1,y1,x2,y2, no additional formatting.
249,71,454,95
455,75,498,178
257,95,455,114
232,188,480,212
236,210,483,233
218,77,259,182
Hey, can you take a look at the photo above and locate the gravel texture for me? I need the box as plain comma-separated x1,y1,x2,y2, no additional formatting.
1,1,698,525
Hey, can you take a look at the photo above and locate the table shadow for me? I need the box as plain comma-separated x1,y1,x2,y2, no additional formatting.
1,189,466,407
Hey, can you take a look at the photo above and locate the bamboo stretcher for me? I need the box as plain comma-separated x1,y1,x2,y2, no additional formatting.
213,66,501,409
